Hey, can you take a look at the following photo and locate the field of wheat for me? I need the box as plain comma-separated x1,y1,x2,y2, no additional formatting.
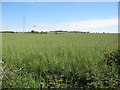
2,33,119,88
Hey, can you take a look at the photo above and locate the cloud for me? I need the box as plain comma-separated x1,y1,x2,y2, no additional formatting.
65,18,117,30
2,18,118,33
33,18,117,32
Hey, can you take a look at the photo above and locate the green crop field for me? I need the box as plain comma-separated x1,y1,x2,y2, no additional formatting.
1,33,119,88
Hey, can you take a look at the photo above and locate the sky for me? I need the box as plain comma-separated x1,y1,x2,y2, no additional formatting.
2,2,118,33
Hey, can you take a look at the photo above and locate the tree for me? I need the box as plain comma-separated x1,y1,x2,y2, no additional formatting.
31,30,35,33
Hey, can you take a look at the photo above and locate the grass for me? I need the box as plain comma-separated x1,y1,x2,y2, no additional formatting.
2,33,119,88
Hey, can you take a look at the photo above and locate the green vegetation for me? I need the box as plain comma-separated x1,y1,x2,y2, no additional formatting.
2,33,119,88
31,30,47,34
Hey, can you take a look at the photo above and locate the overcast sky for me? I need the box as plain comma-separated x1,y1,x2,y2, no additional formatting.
2,2,118,33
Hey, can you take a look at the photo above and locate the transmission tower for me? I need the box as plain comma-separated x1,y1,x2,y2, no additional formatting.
23,16,26,33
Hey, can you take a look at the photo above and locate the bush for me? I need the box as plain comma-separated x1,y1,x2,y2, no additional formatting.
104,44,120,66
31,30,39,34
2,68,40,88
40,31,47,34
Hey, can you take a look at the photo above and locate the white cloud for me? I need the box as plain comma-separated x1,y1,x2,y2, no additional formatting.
33,18,118,33
2,18,118,33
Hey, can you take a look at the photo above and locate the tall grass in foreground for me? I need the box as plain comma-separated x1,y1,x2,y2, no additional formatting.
2,33,119,88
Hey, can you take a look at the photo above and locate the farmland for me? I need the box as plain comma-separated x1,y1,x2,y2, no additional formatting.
1,33,119,88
